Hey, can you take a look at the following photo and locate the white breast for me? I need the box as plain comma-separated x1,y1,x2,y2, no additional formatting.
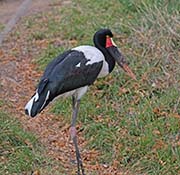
72,45,109,77
98,60,109,78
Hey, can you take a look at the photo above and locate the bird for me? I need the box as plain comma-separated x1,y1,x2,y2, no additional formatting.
25,28,136,175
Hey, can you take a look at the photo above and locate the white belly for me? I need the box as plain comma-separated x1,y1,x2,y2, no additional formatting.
56,86,88,100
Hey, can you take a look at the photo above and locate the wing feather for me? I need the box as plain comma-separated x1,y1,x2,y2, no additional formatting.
39,50,103,97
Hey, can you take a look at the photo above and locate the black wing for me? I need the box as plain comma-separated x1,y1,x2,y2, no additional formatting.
38,50,103,97
42,50,72,78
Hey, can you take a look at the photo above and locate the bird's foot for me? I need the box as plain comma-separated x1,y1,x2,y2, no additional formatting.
76,155,85,175
69,153,85,175
69,159,85,175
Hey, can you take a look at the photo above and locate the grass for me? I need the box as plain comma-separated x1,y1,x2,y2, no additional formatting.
31,0,180,174
0,108,64,175
0,110,41,174
4,0,180,174
0,23,5,32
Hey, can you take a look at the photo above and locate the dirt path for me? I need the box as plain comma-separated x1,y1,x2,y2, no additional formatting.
0,0,52,24
0,1,125,174
0,0,56,45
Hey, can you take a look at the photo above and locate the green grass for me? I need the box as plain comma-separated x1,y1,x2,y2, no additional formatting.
0,23,5,32
0,109,64,175
9,0,180,174
0,111,42,174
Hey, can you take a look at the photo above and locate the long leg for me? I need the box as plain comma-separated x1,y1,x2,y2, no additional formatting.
70,96,85,175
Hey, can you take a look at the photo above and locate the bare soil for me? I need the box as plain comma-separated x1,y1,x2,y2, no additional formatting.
0,0,52,24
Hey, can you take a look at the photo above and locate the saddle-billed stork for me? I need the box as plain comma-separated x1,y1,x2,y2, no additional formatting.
25,29,136,175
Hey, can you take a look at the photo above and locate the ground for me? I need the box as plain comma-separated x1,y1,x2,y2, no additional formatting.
1,0,180,174
0,0,52,24
0,0,76,173
0,1,125,174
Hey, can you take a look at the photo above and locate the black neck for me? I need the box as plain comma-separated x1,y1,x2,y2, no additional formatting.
93,33,115,73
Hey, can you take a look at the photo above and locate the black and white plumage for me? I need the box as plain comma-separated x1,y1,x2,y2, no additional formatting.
25,29,136,175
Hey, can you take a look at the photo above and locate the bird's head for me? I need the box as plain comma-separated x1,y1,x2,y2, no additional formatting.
94,29,136,80
25,78,52,117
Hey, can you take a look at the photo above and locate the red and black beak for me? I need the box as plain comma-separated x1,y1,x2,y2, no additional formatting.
106,36,136,80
